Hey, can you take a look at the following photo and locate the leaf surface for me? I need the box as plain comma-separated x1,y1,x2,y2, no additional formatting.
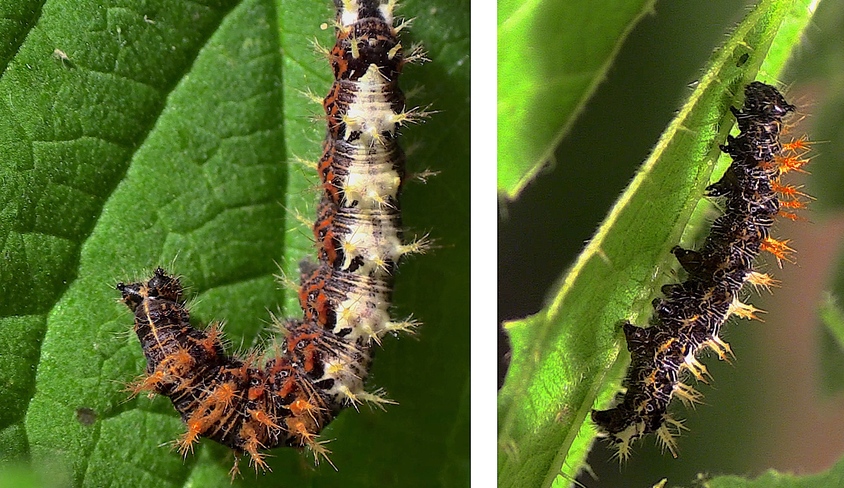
497,0,654,198
703,454,844,487
0,0,470,486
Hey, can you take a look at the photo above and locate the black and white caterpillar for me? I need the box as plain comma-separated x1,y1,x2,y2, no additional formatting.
117,0,426,476
592,82,809,458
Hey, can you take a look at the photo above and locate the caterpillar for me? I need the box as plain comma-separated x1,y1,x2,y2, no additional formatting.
117,0,425,476
591,82,810,458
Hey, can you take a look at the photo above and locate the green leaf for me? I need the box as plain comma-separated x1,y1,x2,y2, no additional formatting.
0,462,62,488
497,1,816,487
0,0,469,486
702,453,844,487
819,293,844,394
497,0,655,198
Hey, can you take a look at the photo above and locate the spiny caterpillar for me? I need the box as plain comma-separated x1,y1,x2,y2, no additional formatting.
591,82,811,459
117,0,427,476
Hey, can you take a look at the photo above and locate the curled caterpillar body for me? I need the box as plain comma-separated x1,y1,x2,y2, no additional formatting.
591,82,805,458
118,269,342,473
118,0,422,476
